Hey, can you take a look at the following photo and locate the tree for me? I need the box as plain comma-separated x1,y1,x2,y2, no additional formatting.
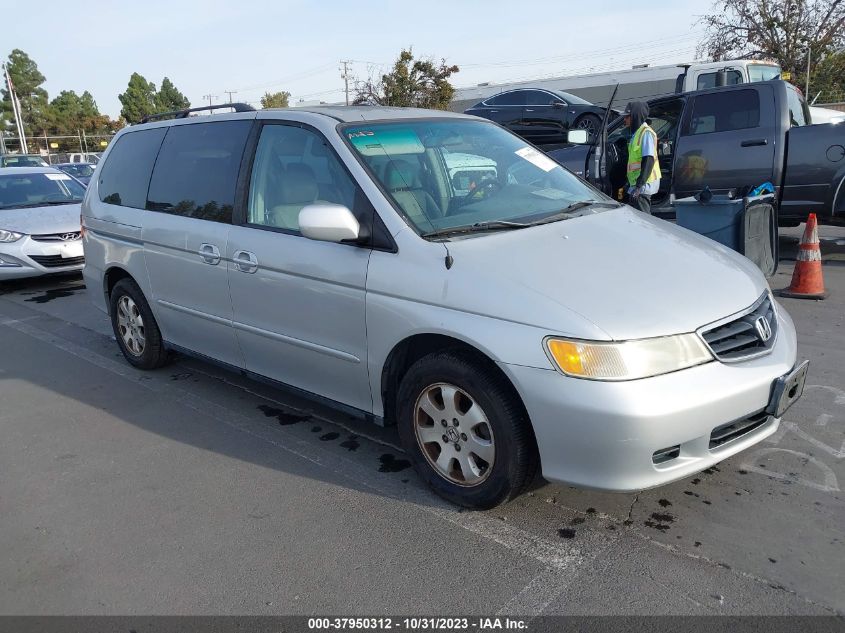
260,91,290,108
155,77,190,112
1,48,50,136
809,49,845,102
47,89,115,136
698,0,845,87
118,72,157,124
352,49,459,109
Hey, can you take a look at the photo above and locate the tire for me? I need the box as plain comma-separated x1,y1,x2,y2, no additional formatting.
574,113,602,141
396,350,538,509
109,278,170,370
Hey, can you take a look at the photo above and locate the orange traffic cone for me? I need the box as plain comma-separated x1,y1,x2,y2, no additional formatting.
779,213,827,299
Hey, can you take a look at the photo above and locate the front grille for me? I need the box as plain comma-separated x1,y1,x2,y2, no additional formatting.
29,255,85,268
30,232,82,242
709,411,770,449
700,294,777,361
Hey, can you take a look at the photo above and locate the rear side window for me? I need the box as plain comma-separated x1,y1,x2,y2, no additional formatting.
687,89,760,135
98,128,166,208
146,120,251,223
523,91,556,105
485,92,523,106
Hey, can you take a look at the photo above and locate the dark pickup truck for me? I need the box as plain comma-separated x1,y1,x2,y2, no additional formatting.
546,80,845,225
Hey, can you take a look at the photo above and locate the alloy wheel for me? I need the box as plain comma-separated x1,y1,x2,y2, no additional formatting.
413,382,495,487
116,295,146,356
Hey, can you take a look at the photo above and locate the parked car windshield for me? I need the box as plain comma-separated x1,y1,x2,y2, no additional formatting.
58,164,96,178
1,155,49,168
0,172,86,209
554,90,591,105
748,64,781,82
344,119,615,237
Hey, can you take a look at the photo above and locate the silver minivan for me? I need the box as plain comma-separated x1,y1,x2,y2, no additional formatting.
82,104,808,508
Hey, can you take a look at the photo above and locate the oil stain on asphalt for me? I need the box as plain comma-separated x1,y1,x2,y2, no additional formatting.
378,454,410,473
257,404,311,426
320,432,340,441
340,435,360,451
24,285,85,304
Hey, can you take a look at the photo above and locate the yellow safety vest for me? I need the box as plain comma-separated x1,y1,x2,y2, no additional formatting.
627,124,661,187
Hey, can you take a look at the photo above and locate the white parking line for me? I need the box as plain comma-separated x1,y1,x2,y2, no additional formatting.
0,313,615,616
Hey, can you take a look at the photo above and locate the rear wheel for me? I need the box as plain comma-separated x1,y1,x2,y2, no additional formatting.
574,113,602,141
109,278,170,369
396,350,538,509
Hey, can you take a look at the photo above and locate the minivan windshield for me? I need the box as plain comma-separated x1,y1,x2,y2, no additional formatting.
0,172,86,209
344,119,616,237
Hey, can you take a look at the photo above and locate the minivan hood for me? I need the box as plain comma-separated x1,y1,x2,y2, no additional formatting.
0,203,82,235
443,207,767,340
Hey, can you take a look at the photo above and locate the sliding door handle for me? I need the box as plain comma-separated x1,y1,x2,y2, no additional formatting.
198,243,221,265
233,250,258,274
741,139,768,147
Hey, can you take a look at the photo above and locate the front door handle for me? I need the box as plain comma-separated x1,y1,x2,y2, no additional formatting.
741,139,768,147
233,250,258,274
198,243,221,265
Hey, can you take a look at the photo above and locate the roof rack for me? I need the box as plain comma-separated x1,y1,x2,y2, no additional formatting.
139,103,255,124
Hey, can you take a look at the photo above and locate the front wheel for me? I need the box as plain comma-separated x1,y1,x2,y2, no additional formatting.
109,278,170,370
396,350,538,509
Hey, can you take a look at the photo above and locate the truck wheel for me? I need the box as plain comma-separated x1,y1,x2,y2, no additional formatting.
109,278,170,370
396,350,538,509
574,114,602,141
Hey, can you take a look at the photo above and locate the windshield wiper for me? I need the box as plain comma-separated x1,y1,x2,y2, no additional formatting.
527,200,619,226
421,220,530,238
8,200,80,209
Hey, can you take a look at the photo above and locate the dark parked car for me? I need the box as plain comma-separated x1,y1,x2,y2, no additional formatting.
547,80,845,226
53,162,96,186
464,88,607,145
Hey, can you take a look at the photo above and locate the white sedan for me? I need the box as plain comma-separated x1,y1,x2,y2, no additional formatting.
0,167,86,280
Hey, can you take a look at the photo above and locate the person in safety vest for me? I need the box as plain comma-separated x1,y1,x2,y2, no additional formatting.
623,101,661,214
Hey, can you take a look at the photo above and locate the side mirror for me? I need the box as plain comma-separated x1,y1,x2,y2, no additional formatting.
567,129,589,144
299,203,360,243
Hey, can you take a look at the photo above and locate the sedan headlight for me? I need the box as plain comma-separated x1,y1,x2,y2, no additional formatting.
545,334,713,381
0,229,24,242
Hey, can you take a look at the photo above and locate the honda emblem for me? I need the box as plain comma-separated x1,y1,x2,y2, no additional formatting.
754,316,772,342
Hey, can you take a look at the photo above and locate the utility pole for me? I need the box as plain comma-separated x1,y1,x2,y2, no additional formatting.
340,60,352,106
805,47,811,96
203,94,218,107
224,90,237,103
3,62,28,154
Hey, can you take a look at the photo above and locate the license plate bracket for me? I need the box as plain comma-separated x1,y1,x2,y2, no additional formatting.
766,360,809,418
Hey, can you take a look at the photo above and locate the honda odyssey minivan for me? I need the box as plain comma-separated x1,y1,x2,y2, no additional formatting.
82,104,807,508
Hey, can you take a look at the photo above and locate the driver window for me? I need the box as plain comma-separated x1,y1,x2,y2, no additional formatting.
247,124,358,233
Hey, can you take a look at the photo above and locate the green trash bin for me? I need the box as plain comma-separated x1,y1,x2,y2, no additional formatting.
675,193,778,277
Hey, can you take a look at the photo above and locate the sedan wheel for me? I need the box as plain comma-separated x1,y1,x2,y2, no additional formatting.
414,382,495,487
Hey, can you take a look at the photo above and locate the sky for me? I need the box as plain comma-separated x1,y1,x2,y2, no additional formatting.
4,0,710,119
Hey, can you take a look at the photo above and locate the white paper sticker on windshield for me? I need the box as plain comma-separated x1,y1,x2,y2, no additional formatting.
515,147,557,172
45,173,71,180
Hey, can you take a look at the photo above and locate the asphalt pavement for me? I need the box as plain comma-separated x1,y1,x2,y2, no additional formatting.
0,225,843,616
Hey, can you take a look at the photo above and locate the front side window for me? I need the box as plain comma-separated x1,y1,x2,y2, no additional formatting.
748,65,782,83
146,120,251,223
687,89,760,135
0,172,86,209
247,124,358,232
344,119,615,237
786,85,808,127
99,128,167,208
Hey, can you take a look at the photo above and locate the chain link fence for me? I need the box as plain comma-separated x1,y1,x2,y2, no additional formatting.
0,131,115,162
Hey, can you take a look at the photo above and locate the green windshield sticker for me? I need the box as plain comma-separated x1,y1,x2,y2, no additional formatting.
347,127,426,156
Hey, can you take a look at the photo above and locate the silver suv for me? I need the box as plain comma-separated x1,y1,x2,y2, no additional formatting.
82,104,807,508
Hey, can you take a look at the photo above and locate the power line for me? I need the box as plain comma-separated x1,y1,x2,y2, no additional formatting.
224,90,237,103
203,94,218,107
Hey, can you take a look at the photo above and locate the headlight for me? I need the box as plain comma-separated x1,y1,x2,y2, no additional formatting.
0,229,24,242
545,334,713,381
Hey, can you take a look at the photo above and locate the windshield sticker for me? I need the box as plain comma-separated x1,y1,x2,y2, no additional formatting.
515,147,557,172
347,127,426,156
45,173,72,181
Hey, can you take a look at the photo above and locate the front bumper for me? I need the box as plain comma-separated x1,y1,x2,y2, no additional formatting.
0,235,84,280
500,307,799,491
